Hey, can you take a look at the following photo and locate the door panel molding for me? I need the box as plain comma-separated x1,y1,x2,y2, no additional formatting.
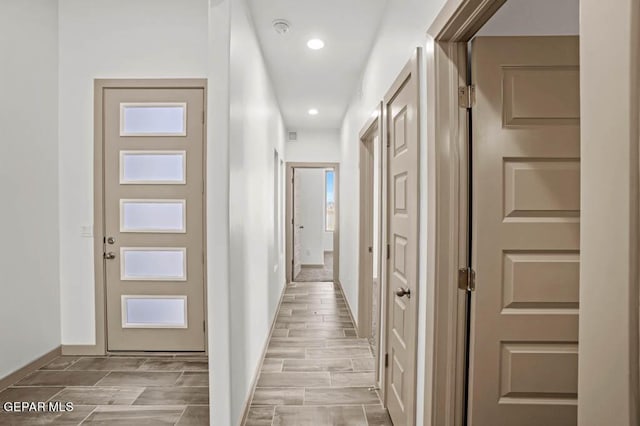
90,79,208,356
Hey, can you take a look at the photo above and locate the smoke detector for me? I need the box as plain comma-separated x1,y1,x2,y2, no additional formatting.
272,19,291,35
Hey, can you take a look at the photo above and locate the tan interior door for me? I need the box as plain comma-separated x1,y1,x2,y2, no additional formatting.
469,36,580,425
384,52,420,426
292,169,302,280
103,87,206,351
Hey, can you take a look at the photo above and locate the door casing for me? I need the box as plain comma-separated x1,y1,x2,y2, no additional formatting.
358,103,384,386
91,79,208,355
285,162,340,284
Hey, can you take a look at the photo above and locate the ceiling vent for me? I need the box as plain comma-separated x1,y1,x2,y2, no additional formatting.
272,19,291,35
288,131,297,141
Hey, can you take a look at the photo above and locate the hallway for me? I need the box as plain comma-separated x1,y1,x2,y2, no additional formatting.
245,281,392,425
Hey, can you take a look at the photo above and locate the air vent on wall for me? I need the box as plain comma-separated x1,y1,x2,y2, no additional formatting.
288,131,297,141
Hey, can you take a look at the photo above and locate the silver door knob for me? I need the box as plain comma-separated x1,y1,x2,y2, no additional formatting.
107,237,115,245
395,287,411,298
104,252,116,260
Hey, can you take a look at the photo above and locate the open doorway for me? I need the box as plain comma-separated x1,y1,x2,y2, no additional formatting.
285,162,340,283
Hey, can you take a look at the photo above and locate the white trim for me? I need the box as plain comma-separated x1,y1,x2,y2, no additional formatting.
119,150,187,185
120,247,187,281
119,102,187,137
119,199,187,233
121,295,188,328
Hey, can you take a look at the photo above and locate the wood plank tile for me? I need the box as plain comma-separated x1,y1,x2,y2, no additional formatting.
0,404,96,425
175,372,208,387
52,386,144,405
261,359,283,372
97,372,181,387
288,329,348,338
177,405,209,425
304,387,380,405
272,405,367,426
40,357,80,371
283,359,352,372
352,358,376,372
251,388,304,406
306,347,372,359
68,357,147,371
0,386,63,403
15,370,108,387
245,406,275,426
364,405,393,425
331,372,376,387
134,387,208,405
83,406,184,425
137,359,208,371
257,372,330,388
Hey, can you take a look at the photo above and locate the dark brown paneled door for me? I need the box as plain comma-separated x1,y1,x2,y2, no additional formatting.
468,36,580,425
384,51,420,426
103,87,206,351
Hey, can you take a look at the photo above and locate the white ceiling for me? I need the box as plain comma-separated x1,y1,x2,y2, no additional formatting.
248,0,388,130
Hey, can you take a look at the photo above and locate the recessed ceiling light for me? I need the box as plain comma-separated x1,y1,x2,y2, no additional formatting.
307,39,325,50
308,108,319,116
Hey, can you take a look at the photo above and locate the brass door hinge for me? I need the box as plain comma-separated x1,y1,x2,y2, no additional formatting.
458,267,476,291
458,85,475,109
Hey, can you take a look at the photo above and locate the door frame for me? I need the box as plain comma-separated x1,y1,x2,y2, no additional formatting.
90,79,208,356
357,103,385,386
424,1,640,425
285,162,340,284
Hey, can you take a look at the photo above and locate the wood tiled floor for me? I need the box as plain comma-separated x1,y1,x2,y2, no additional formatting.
0,353,208,425
294,252,334,282
244,281,393,426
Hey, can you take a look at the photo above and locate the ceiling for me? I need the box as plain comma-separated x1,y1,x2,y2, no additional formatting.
248,0,388,130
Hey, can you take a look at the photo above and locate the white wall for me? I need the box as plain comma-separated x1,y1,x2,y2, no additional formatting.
338,1,446,425
227,0,287,420
0,0,61,379
476,0,579,36
297,169,327,265
286,129,341,163
57,0,209,345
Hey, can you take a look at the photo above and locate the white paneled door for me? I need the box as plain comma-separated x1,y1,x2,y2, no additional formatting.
384,51,420,426
103,87,206,351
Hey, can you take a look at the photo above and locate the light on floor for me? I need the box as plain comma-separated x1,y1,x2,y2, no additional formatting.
308,108,319,116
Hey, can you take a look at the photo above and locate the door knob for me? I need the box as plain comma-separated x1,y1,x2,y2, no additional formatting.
104,252,116,260
395,287,411,298
107,237,115,245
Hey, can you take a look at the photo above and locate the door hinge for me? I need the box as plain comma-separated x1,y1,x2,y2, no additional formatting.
458,85,475,109
458,267,476,291
386,244,390,260
384,353,388,368
202,111,205,124
203,320,206,332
